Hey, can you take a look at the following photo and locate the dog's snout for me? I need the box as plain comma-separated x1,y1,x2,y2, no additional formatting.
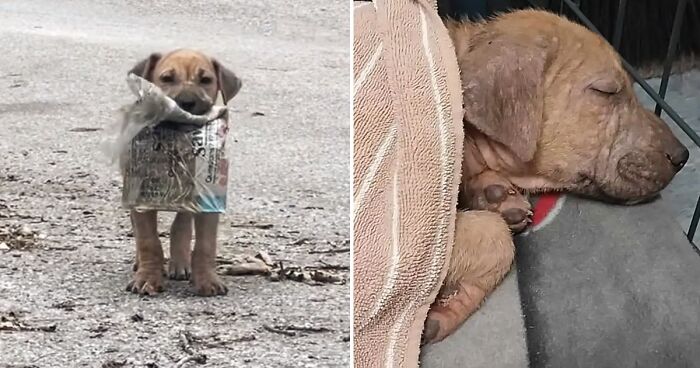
179,100,196,113
173,89,211,115
665,145,689,171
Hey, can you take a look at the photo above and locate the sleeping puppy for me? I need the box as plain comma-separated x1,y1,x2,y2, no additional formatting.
125,49,242,296
423,10,689,343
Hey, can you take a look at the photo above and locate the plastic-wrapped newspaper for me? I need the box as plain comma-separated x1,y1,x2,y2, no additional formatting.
103,74,230,213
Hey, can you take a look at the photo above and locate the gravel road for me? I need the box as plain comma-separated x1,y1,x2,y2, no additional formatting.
0,1,350,367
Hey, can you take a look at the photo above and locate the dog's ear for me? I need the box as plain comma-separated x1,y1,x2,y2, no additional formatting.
212,59,242,103
128,53,162,81
458,31,549,163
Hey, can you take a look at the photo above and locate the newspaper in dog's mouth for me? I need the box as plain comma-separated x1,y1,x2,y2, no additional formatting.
103,74,231,213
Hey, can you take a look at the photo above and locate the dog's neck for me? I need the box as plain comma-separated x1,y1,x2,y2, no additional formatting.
462,124,562,192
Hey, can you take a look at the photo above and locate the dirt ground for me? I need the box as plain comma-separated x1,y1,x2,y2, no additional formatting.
0,1,350,367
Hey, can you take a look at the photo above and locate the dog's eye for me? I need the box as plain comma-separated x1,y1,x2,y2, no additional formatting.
591,87,616,96
589,79,619,96
200,76,213,85
160,75,174,83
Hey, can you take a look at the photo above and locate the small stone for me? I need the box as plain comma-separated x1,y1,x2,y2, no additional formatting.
18,225,33,236
0,242,9,250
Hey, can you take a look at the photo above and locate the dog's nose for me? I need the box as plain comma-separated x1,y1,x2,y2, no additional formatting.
178,100,196,113
666,146,689,171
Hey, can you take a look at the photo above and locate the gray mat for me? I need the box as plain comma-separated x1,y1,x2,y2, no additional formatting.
421,270,528,368
422,195,700,368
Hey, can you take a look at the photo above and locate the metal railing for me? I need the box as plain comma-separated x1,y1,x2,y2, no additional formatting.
529,0,700,244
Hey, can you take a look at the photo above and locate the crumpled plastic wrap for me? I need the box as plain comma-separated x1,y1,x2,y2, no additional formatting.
102,74,230,213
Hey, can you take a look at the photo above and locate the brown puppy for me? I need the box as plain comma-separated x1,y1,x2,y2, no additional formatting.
423,10,689,343
126,49,242,296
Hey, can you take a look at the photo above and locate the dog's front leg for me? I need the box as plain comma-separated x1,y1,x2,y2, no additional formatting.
168,212,193,280
191,213,228,296
127,210,165,295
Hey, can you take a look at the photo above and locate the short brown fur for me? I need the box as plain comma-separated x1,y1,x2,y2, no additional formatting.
125,49,241,296
424,10,688,343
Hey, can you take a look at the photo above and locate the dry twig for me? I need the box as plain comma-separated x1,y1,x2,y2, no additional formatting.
262,324,296,337
174,330,207,367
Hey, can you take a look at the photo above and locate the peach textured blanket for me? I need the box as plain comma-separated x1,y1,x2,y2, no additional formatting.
352,1,464,367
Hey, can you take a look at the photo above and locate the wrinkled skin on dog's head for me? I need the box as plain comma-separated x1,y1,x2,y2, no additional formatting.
128,49,242,115
449,10,689,204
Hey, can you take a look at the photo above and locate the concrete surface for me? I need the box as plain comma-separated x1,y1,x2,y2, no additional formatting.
0,1,350,367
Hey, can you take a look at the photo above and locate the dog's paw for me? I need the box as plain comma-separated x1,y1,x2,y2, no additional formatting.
126,270,165,296
191,272,228,296
461,171,532,233
168,260,191,281
422,283,486,345
133,259,168,277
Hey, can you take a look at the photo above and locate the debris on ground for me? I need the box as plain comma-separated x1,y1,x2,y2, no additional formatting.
0,224,43,250
230,221,274,230
192,332,257,349
174,330,207,367
308,247,350,254
290,237,312,246
217,259,270,276
269,264,346,285
262,323,333,337
0,311,57,333
102,360,127,368
69,127,102,132
262,324,296,337
51,300,77,311
216,252,347,285
255,250,274,265
87,322,111,338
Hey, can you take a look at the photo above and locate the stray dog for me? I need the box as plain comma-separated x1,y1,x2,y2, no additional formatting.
423,10,689,343
125,49,241,296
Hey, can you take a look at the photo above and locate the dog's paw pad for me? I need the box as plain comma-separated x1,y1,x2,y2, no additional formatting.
462,172,532,233
502,208,529,231
484,184,508,204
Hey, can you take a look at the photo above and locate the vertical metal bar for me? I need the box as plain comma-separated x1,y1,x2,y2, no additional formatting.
612,0,627,50
655,0,688,116
688,196,700,242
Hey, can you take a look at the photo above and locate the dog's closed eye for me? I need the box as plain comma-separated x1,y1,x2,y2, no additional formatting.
589,79,620,96
200,76,213,85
